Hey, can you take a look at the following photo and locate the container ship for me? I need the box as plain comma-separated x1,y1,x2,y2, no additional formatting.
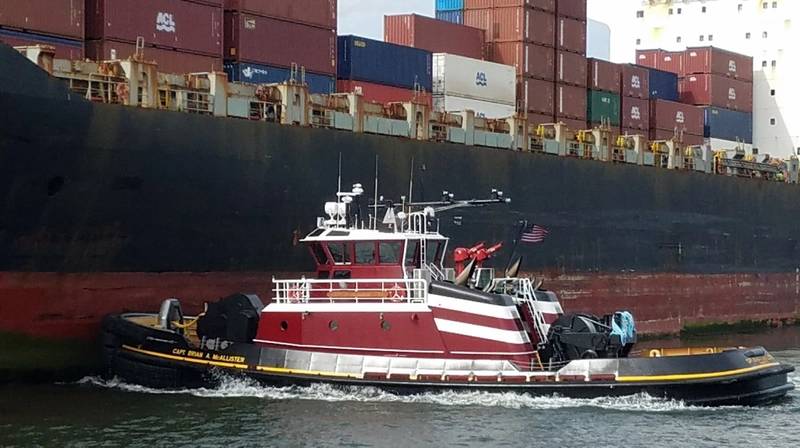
1,0,799,378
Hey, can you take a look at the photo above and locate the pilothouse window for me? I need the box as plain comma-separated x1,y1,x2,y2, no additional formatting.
379,242,402,264
355,242,376,264
426,241,443,265
405,241,421,268
328,243,351,264
311,243,329,264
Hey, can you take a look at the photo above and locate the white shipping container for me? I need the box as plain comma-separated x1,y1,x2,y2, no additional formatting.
433,95,516,119
433,53,516,106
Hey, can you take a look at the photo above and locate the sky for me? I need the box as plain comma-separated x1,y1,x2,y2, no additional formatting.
337,0,638,62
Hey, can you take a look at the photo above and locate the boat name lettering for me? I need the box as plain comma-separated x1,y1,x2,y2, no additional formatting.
170,348,245,364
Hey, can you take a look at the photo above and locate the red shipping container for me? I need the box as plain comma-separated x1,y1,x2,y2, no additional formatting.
384,14,484,60
337,80,431,107
635,49,660,70
621,64,649,99
556,16,585,55
588,58,621,93
225,12,336,75
86,0,222,56
679,74,752,111
684,46,753,81
0,0,83,39
556,51,587,87
620,127,646,138
0,32,84,60
528,112,555,125
555,83,586,119
465,0,555,10
620,96,649,130
519,77,554,114
85,39,223,74
556,116,586,131
463,7,554,47
650,129,704,146
556,0,587,20
649,99,704,134
658,51,684,76
224,0,336,30
491,41,554,80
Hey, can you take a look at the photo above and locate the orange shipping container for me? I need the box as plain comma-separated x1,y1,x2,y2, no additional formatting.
464,7,554,47
384,14,484,60
490,41,554,80
556,50,587,87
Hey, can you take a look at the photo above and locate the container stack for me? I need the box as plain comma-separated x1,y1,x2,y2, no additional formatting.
223,0,337,94
432,53,516,119
384,14,484,60
337,35,433,106
586,58,621,131
85,0,224,74
436,0,465,24
637,46,754,148
554,0,588,130
619,64,650,137
0,0,84,60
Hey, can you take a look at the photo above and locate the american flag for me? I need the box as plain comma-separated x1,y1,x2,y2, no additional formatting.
520,224,549,243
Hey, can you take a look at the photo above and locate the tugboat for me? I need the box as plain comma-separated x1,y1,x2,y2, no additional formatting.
101,183,795,406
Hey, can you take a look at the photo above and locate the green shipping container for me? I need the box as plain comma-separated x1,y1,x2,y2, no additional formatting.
587,90,621,126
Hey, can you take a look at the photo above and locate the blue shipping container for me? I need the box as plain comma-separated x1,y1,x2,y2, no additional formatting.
646,67,679,102
224,62,335,94
337,35,433,91
436,0,464,11
704,107,753,143
436,10,464,24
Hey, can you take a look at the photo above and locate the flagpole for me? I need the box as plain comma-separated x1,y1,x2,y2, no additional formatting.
505,219,528,273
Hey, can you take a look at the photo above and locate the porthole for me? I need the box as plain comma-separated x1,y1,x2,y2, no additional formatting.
329,320,339,331
280,320,289,331
381,320,391,331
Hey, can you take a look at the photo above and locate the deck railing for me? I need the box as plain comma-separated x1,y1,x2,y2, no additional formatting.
273,278,428,304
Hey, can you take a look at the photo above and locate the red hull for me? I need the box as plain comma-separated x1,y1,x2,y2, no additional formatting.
2,271,798,341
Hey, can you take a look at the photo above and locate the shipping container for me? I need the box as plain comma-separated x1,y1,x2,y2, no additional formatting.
556,0,587,20
0,0,83,39
620,127,646,138
635,49,660,70
463,7,555,47
679,73,752,111
338,36,432,91
86,0,222,56
433,95,516,119
223,0,336,30
587,90,620,126
555,83,587,119
556,51,587,87
620,64,649,99
0,29,83,60
224,62,335,94
528,112,555,126
85,39,223,74
684,46,753,81
646,67,679,101
436,10,464,24
490,41,554,80
704,107,753,143
433,53,516,105
650,129,704,146
658,51,684,76
384,14,484,60
466,0,556,11
519,77,555,114
588,58,621,93
337,80,431,107
620,96,649,130
649,99,704,135
226,12,336,75
556,16,586,55
437,0,465,10
556,116,586,131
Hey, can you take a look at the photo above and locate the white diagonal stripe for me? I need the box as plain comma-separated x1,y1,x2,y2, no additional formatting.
434,318,531,345
427,294,521,320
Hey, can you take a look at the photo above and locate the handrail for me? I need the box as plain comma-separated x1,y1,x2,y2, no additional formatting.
273,277,428,304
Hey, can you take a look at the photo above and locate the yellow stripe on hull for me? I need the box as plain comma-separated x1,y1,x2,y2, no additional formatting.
122,345,248,370
617,363,781,383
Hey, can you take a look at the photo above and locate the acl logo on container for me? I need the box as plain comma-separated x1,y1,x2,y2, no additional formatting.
675,111,685,124
630,75,641,89
476,72,488,87
728,88,737,100
156,12,176,33
630,106,641,120
729,60,737,73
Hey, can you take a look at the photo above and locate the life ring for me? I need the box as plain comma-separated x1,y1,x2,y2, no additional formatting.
389,283,405,301
649,349,662,358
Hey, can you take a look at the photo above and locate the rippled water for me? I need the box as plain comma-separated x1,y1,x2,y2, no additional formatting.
1,332,799,447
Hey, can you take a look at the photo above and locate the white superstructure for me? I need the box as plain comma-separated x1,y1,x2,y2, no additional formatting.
590,0,800,158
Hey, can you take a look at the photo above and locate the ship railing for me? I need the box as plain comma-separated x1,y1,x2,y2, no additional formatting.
490,277,550,345
273,278,428,304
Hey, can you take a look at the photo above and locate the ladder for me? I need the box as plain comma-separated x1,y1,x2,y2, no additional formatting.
520,279,549,346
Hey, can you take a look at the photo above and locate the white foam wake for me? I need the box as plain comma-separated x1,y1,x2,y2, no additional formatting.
77,375,720,413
